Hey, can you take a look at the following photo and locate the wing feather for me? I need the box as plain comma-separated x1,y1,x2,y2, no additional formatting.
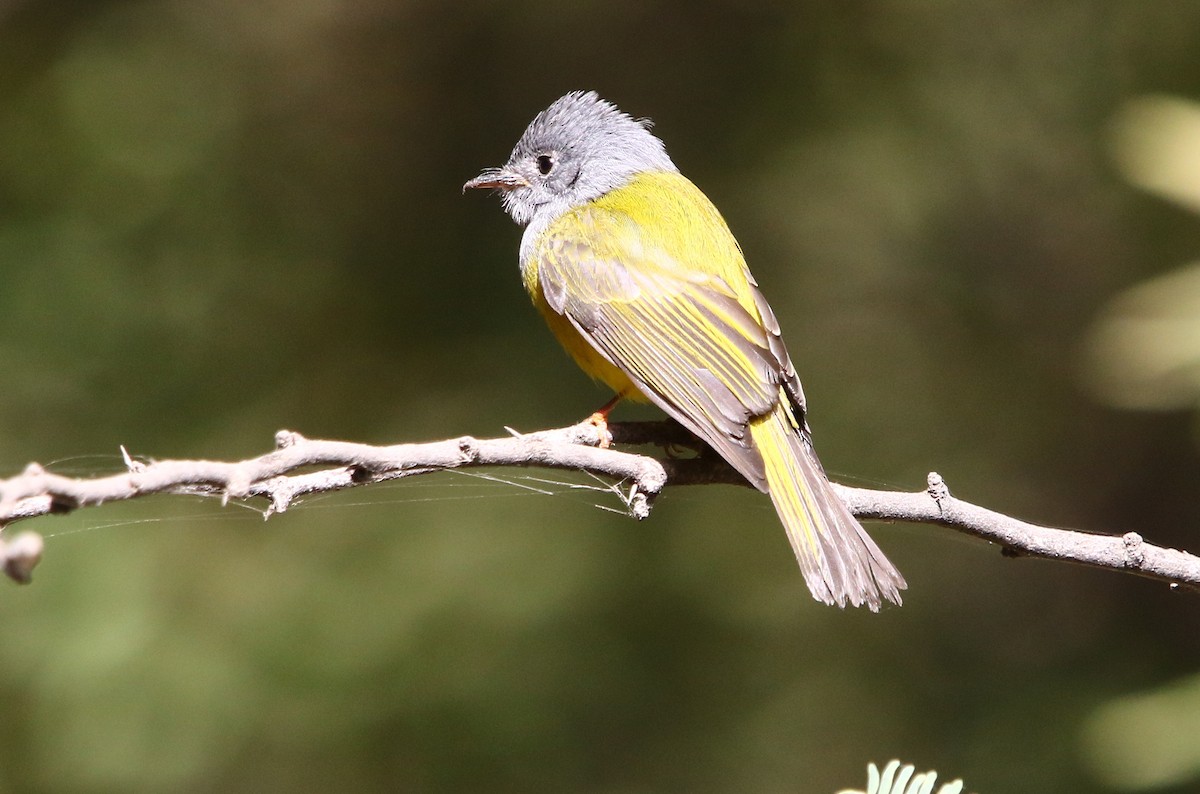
534,205,789,489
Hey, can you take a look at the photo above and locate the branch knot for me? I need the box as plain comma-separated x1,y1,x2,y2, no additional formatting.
926,471,950,513
457,437,480,463
275,430,302,449
1122,532,1146,568
1,531,44,584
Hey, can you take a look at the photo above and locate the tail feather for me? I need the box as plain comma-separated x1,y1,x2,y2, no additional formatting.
749,408,906,611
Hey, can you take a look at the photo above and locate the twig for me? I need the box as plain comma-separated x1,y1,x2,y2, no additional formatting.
833,474,1199,593
0,422,1195,593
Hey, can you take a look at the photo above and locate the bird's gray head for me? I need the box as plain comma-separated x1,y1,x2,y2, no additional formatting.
463,91,678,226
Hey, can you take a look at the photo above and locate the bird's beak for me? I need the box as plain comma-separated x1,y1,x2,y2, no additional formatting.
463,167,527,193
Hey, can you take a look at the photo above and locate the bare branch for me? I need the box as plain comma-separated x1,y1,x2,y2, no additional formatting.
0,422,1196,593
833,474,1200,593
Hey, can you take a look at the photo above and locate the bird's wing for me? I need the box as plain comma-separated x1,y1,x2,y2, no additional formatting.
534,206,797,490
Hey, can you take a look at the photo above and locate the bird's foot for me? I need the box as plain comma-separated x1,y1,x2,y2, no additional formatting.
587,411,612,448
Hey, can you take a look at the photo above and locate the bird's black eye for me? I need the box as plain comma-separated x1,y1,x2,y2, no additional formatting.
536,154,554,175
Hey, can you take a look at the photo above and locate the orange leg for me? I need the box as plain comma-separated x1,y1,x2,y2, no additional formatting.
587,392,627,448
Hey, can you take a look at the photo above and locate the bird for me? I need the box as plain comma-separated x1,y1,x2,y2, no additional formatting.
464,91,905,610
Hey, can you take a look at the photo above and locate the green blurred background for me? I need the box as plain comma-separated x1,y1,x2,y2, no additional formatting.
1,1,1199,792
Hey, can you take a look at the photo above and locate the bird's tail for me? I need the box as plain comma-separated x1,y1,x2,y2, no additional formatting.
749,407,905,611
